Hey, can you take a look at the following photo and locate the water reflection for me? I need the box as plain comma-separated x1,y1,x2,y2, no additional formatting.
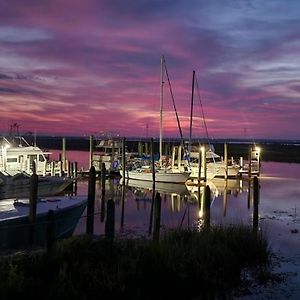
73,175,260,238
59,152,300,256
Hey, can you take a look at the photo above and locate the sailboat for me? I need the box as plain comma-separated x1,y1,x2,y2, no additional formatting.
186,71,240,180
121,56,190,184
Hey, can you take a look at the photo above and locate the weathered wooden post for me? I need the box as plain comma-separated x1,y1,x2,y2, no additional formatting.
164,143,169,157
51,161,55,176
224,143,228,179
177,145,182,170
46,210,55,251
201,145,207,181
247,178,251,209
198,144,202,183
86,166,96,234
120,183,125,228
151,138,155,186
145,141,149,156
29,164,38,244
171,145,176,169
223,180,228,217
122,137,126,179
89,135,94,169
253,176,259,232
68,160,71,178
101,162,106,196
105,199,115,240
239,157,243,171
203,185,211,229
248,146,252,178
73,161,78,193
153,192,162,243
62,137,66,174
138,141,143,156
148,189,155,235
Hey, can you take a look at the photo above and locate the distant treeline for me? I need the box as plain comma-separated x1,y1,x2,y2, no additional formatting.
32,136,300,163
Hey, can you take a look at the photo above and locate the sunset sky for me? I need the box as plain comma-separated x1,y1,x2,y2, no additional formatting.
0,0,299,140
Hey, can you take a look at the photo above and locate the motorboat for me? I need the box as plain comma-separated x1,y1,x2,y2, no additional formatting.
0,171,73,199
0,136,51,176
0,195,87,249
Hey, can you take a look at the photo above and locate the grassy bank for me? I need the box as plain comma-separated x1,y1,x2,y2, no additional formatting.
0,226,273,299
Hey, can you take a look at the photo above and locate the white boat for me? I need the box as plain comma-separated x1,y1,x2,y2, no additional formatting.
92,133,135,174
122,165,190,184
120,56,190,184
188,147,241,180
0,171,73,199
0,136,51,176
0,195,87,249
120,177,189,195
186,70,240,180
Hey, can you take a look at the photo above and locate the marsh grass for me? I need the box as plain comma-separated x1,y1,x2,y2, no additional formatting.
0,226,272,299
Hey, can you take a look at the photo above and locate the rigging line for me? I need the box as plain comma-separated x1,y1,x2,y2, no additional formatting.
163,58,191,168
195,74,210,143
163,58,184,143
195,74,217,165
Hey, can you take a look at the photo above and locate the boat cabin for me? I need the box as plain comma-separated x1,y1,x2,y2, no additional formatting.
0,137,50,176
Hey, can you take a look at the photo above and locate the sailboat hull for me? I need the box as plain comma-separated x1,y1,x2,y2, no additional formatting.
122,169,190,183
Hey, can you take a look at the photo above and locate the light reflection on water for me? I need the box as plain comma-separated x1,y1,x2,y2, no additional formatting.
59,151,300,254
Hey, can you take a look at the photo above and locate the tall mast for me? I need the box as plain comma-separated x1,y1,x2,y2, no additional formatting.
189,70,195,155
159,55,164,167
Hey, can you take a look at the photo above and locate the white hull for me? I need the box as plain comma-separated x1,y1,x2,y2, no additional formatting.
120,178,189,194
121,169,190,183
0,195,87,249
0,172,73,199
189,163,240,180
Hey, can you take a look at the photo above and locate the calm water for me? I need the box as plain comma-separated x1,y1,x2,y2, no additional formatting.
51,150,300,255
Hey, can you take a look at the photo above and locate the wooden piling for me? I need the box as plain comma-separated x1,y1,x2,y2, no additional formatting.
74,162,78,192
62,137,66,174
122,137,126,179
29,172,38,244
138,141,143,156
145,142,149,156
105,199,115,240
153,192,162,242
203,185,211,229
86,166,96,234
248,147,252,178
89,135,94,169
253,176,259,232
202,145,207,181
120,184,125,228
51,161,55,176
224,143,228,179
151,138,155,185
101,162,106,195
198,144,202,183
148,190,155,235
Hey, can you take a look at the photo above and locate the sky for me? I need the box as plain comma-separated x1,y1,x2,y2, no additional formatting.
0,0,300,140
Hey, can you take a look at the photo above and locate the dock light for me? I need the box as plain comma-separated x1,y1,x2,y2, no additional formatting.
198,209,203,218
255,146,261,153
200,146,205,153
